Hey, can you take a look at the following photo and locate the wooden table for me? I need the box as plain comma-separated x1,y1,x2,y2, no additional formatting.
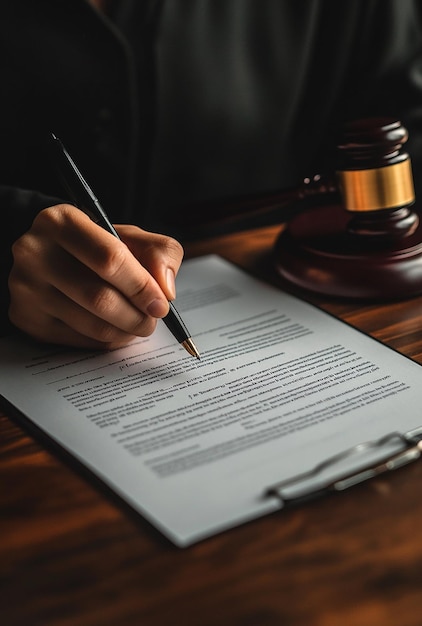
2,223,422,626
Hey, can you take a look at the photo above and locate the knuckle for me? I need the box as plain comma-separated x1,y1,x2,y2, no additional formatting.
129,277,150,301
34,204,74,230
99,241,128,279
138,230,183,261
11,233,36,263
88,284,120,317
156,234,184,260
169,236,184,258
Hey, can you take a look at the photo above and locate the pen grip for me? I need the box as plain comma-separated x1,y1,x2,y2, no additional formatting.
163,302,190,343
49,132,196,352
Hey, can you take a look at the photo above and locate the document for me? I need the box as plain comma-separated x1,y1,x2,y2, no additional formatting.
1,255,422,546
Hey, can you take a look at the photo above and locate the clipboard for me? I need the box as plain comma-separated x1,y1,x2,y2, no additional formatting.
1,255,422,546
266,426,422,504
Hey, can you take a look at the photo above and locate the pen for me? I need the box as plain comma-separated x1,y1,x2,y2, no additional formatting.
49,132,200,359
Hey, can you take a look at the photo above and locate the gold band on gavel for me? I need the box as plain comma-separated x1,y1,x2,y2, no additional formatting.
337,159,415,212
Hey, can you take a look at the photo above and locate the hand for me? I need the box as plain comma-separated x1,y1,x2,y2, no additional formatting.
8,204,184,349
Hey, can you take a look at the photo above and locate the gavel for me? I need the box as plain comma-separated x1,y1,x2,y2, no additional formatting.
274,117,422,300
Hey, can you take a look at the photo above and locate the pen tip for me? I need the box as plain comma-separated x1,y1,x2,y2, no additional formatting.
182,338,201,360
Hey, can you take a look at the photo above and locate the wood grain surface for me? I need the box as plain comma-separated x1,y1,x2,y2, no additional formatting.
2,223,422,626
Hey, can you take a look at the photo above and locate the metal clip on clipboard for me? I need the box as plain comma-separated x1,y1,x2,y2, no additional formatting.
266,426,422,505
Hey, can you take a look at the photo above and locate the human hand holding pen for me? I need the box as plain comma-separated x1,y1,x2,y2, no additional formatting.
8,203,185,349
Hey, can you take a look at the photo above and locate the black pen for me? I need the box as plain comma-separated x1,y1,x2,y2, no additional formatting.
49,132,200,359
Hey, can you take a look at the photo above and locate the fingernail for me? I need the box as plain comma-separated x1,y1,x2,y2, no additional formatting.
147,298,169,318
166,268,176,300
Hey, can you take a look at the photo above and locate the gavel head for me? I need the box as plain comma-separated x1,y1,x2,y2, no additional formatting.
274,115,422,299
336,117,418,239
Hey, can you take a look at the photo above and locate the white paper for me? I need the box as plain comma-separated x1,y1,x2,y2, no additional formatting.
1,255,421,546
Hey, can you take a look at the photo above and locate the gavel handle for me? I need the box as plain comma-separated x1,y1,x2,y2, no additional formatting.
173,174,339,239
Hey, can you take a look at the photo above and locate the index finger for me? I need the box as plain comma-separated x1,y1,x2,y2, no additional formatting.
35,205,170,318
